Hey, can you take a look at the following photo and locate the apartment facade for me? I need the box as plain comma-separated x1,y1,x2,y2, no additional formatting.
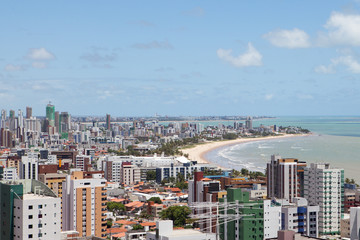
267,155,306,202
13,194,61,240
279,198,319,238
304,163,344,235
62,171,107,238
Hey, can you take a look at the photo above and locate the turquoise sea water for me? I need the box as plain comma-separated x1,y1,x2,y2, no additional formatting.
203,116,360,182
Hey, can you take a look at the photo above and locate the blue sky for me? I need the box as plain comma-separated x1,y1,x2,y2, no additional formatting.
1,1,360,116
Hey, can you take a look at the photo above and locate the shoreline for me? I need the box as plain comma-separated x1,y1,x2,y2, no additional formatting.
181,134,312,168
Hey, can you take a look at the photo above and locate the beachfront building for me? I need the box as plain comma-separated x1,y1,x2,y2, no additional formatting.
277,197,320,238
267,155,307,202
304,163,344,236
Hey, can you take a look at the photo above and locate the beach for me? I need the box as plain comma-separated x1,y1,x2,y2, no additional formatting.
181,134,309,166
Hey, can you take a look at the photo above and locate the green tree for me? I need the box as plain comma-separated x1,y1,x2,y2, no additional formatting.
107,219,113,228
222,133,238,140
106,202,126,215
160,206,191,227
241,168,249,175
140,210,152,219
132,224,144,230
148,197,162,204
146,170,157,181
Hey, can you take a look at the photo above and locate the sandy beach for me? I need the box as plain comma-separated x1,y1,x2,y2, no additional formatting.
181,134,309,165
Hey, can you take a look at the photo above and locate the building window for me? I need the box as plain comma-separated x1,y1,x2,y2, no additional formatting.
28,225,33,229
28,234,33,238
28,205,33,210
28,215,33,219
38,205,42,209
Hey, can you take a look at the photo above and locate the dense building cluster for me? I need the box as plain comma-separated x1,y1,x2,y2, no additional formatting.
0,105,358,240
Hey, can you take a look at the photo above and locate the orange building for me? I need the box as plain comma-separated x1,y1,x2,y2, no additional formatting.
62,171,107,238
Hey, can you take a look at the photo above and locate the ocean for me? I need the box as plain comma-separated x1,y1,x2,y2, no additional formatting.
203,116,360,182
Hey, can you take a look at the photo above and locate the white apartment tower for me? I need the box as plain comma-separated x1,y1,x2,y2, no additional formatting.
20,156,38,180
13,194,61,240
304,163,344,236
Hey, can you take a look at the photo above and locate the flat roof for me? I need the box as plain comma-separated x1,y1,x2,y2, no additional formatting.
22,193,57,200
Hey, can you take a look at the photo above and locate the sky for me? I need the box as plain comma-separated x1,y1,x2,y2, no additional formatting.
1,1,360,117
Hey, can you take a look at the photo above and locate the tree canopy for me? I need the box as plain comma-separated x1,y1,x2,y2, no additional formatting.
106,202,126,215
160,205,191,227
148,197,162,204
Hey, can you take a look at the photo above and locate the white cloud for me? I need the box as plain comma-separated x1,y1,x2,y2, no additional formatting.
318,12,360,46
26,48,55,60
314,64,336,74
32,62,47,69
265,94,274,100
316,55,360,74
334,55,360,73
4,64,25,71
217,43,263,67
263,28,310,48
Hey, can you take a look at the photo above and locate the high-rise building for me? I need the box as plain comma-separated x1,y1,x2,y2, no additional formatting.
278,197,319,238
20,155,39,180
0,179,61,240
9,109,15,119
62,171,107,238
245,116,252,130
122,162,140,185
188,171,221,234
46,103,55,127
304,163,344,236
26,106,32,119
219,188,264,240
267,155,306,201
60,112,70,132
55,111,60,133
106,114,111,130
75,155,91,171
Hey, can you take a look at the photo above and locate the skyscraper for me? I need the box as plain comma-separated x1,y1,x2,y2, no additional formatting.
46,103,55,127
304,163,344,235
245,116,252,129
60,112,70,132
55,111,60,133
106,114,111,130
26,106,32,119
267,155,307,202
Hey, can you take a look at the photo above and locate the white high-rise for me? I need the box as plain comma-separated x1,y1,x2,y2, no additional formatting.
304,163,344,236
13,194,61,240
20,156,38,180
